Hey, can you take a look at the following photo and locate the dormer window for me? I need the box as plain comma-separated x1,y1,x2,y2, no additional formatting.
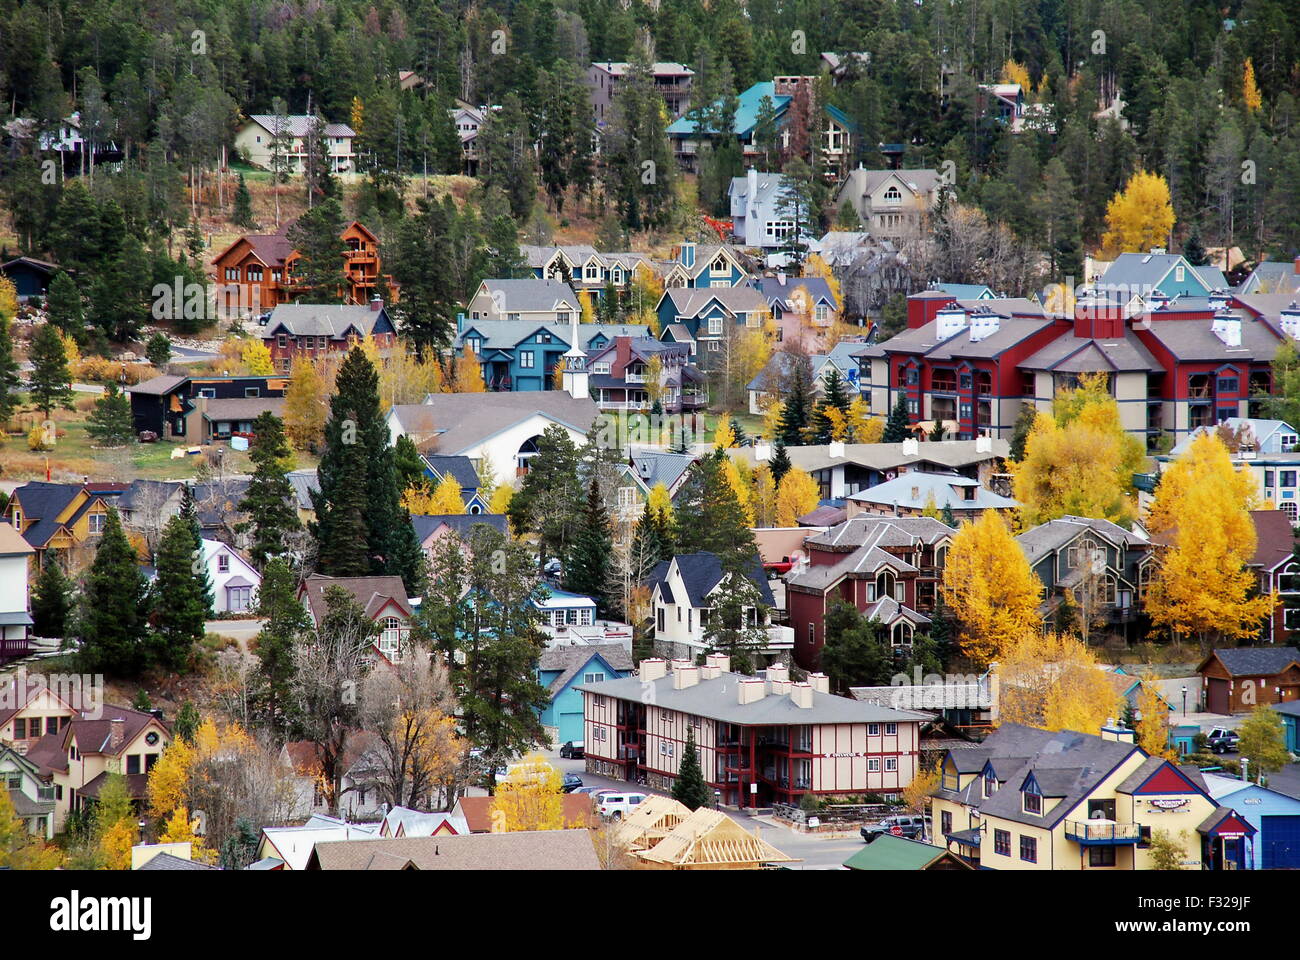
1023,780,1043,815
883,185,902,205
984,771,997,797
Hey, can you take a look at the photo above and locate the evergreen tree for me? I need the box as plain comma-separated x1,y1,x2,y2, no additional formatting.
31,560,73,638
1182,229,1209,267
701,554,770,675
145,332,171,368
45,272,85,343
1008,404,1037,461
508,424,584,569
808,367,851,443
220,818,260,871
769,440,792,487
86,383,134,446
564,478,614,616
882,392,912,443
940,503,957,529
173,701,201,744
388,196,456,354
778,356,813,445
28,323,73,417
237,412,302,569
393,434,426,493
77,509,149,675
672,727,711,810
673,450,757,566
0,305,20,427
232,173,255,229
149,514,209,670
256,557,310,734
819,600,890,690
728,416,748,447
286,199,346,303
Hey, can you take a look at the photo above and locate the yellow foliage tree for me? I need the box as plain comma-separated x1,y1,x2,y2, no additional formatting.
0,277,17,323
1136,682,1174,759
450,349,487,392
940,511,1044,665
902,764,940,815
580,295,596,324
489,482,514,514
997,631,1122,733
426,473,467,514
750,463,777,527
158,805,216,864
1100,170,1176,258
647,482,674,521
762,399,784,441
723,456,754,524
1242,58,1262,113
552,356,567,391
775,467,820,526
488,753,573,831
0,789,63,869
378,341,443,411
98,818,137,870
241,338,274,376
1144,431,1257,538
713,418,736,450
1001,59,1032,92
284,355,327,451
802,253,843,311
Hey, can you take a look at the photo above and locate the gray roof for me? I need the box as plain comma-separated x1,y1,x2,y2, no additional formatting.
839,167,943,202
728,439,1009,475
1240,261,1300,296
454,320,649,351
286,469,319,512
262,303,384,339
858,307,1056,361
576,669,930,726
805,515,954,552
478,278,581,312
1204,646,1300,677
538,643,634,696
646,551,775,608
661,285,769,318
1097,252,1223,295
729,172,794,207
1136,309,1280,362
199,397,286,422
421,454,480,491
846,472,1018,511
389,393,600,456
137,852,219,871
247,115,354,138
129,374,187,396
629,451,697,492
1019,331,1158,373
411,514,509,544
1016,516,1148,559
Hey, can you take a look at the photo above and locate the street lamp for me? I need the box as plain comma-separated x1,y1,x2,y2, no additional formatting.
1182,685,1188,717
714,789,721,810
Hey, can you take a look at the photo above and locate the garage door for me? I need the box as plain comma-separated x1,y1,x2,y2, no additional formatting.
1206,679,1230,715
1261,815,1300,869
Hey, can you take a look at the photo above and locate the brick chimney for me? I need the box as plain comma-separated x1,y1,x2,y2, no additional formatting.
615,335,632,375
109,717,125,752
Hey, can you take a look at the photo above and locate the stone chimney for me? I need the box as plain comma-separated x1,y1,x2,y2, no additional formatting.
737,677,767,705
808,672,830,694
789,682,814,708
109,718,125,752
638,658,668,683
673,664,701,689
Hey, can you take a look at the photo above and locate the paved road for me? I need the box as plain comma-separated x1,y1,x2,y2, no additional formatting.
171,345,221,364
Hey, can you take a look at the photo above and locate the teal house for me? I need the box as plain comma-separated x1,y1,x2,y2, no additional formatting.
1276,701,1300,753
537,643,633,745
1203,772,1300,870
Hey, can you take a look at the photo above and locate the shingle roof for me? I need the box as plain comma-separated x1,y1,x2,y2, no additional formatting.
308,829,601,869
199,397,286,422
1020,331,1158,373
410,514,509,544
1202,646,1300,677
137,851,219,871
454,320,649,352
662,285,769,318
390,393,600,456
1248,509,1293,570
477,278,581,312
1015,516,1148,559
538,643,634,696
129,374,188,396
246,115,354,138
646,551,775,608
299,573,413,624
421,454,481,491
262,303,384,339
1136,310,1280,361
629,452,697,492
0,521,34,558
846,472,1018,511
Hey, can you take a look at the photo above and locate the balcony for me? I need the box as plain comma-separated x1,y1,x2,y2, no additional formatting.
1064,820,1140,845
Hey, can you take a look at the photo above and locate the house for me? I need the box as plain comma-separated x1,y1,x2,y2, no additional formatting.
1197,647,1300,715
0,677,79,750
411,514,509,565
520,245,660,304
259,301,397,373
611,794,692,853
234,115,355,174
578,655,929,808
200,539,261,614
419,455,489,513
534,588,600,636
22,705,170,832
585,334,706,413
298,574,415,665
0,745,57,838
842,833,972,870
305,828,602,870
386,391,600,477
451,794,598,834
666,79,856,178
279,738,386,822
1275,701,1300,753
537,643,634,745
1156,423,1300,523
199,396,288,443
628,451,697,501
660,241,750,290
634,805,797,869
835,167,947,240
646,552,781,659
0,256,61,301
785,515,954,667
728,170,801,251
128,374,289,441
1201,772,1300,869
1016,516,1154,639
0,522,35,660
750,272,842,347
931,721,1235,870
588,61,694,125
453,317,649,392
212,219,391,317
1094,250,1228,306
2,481,114,568
655,286,771,370
1239,257,1300,296
133,844,218,870
376,805,469,838
743,351,854,414
33,112,123,169
465,278,583,326
256,814,380,870
844,471,1018,522
449,100,485,176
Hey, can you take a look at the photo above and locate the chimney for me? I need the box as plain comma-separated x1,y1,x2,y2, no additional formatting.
769,678,792,695
638,658,668,683
828,440,845,459
789,682,814,708
1294,255,1300,276
1211,310,1241,347
754,441,771,461
615,335,632,373
737,678,767,704
766,664,789,683
1100,720,1136,743
110,718,125,751
700,663,720,680
669,658,693,675
777,271,786,286
747,166,758,201
968,309,1001,343
673,664,701,689
808,672,830,694
705,653,730,674
1280,302,1300,341
901,438,919,456
935,305,968,340
370,295,383,312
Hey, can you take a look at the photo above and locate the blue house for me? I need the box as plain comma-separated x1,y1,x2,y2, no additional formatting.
1276,701,1300,753
1202,772,1300,869
661,241,749,289
1095,251,1229,307
453,317,649,392
0,257,61,301
420,454,489,513
536,643,633,745
655,286,769,370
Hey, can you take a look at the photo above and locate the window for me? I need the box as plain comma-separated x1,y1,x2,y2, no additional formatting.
126,755,141,775
379,617,404,657
1285,472,1298,488
984,772,997,796
941,811,952,835
617,487,636,508
808,623,815,646
882,185,902,205
277,335,287,349
885,757,897,771
993,829,1011,857
707,316,723,336
557,312,570,325
217,554,230,573
520,350,535,368
228,586,252,612
1023,787,1042,815
885,722,897,735
46,717,58,735
868,758,880,772
1218,377,1239,393
1266,470,1276,488
868,723,880,736
1089,846,1116,867
1175,265,1185,282
508,312,521,323
1020,835,1038,862
468,337,481,354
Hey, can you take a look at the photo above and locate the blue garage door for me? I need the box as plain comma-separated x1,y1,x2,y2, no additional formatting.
1261,816,1300,869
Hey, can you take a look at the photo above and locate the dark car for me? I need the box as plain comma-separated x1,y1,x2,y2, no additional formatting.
1207,728,1240,754
860,815,926,842
561,773,583,793
559,741,584,759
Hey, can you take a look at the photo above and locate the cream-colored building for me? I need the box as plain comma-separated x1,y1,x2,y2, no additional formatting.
578,655,928,809
235,115,356,174
932,722,1248,870
836,168,946,239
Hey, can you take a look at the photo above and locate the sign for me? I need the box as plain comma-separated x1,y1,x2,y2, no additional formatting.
827,752,869,759
1149,798,1188,810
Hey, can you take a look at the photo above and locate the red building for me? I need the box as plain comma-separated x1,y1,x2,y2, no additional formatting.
259,300,397,373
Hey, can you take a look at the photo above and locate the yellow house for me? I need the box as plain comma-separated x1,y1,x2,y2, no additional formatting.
932,722,1246,870
3,481,115,568
0,678,79,750
25,705,170,832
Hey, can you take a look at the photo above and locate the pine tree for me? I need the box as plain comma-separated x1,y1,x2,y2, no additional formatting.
728,416,748,447
673,450,757,567
1182,229,1208,267
940,503,957,528
565,478,614,616
145,332,171,368
0,303,20,427
86,383,134,446
820,600,890,690
778,358,813,445
44,272,84,343
882,392,911,443
672,727,711,810
256,557,310,734
31,560,73,638
77,509,149,675
149,515,209,671
769,440,792,487
232,173,255,229
808,367,851,444
237,413,302,569
173,701,201,744
28,323,73,417
286,199,346,303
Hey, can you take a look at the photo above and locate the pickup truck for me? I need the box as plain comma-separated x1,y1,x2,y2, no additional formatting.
1206,727,1240,754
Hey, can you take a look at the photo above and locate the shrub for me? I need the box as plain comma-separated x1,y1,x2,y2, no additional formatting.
27,426,53,451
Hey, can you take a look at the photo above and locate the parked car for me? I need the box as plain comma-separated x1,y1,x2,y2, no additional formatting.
1207,727,1240,754
561,773,583,792
597,792,647,820
860,814,926,842
559,741,584,759
571,787,618,797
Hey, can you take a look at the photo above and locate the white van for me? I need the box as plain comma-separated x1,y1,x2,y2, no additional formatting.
597,792,647,820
